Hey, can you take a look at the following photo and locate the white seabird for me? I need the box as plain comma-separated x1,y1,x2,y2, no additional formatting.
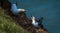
32,16,38,27
11,4,26,15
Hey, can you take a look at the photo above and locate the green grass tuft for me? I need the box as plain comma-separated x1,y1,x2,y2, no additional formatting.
0,9,28,33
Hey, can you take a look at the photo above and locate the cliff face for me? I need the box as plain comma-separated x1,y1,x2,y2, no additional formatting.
15,12,49,33
0,8,29,33
0,0,11,10
0,0,49,33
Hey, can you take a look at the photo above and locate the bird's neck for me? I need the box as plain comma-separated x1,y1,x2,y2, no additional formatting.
32,17,35,23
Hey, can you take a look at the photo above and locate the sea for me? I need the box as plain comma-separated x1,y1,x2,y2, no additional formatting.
9,0,60,33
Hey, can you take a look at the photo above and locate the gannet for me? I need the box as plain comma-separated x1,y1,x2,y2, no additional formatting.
32,16,38,27
11,4,26,15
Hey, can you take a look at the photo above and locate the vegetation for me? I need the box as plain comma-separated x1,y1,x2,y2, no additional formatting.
0,8,28,33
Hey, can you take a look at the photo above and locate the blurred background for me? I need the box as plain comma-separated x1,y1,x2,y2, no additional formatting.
9,0,60,33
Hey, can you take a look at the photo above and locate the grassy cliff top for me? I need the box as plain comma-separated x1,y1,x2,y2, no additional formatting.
0,8,28,33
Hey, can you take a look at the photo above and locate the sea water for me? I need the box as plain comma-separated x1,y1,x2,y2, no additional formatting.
9,0,60,33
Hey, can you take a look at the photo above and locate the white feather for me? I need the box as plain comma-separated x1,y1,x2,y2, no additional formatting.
32,16,38,27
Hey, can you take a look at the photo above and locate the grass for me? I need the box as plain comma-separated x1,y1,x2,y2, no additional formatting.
0,8,28,33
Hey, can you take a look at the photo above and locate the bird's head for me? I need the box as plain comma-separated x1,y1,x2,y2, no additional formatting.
18,9,27,12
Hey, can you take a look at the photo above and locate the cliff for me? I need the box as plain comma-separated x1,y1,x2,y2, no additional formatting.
0,8,28,33
0,0,49,33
